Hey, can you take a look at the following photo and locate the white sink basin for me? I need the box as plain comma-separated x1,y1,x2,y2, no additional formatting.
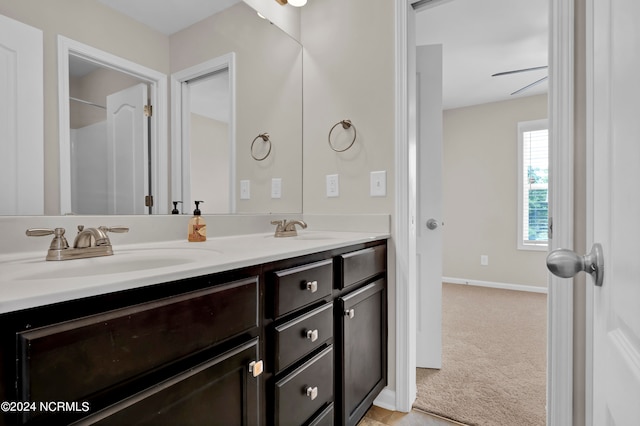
9,248,221,281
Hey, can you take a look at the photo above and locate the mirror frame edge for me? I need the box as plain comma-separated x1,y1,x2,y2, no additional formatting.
57,35,169,215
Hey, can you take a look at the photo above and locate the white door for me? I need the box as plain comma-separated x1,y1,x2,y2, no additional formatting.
589,0,640,422
0,14,43,215
106,83,149,215
416,45,443,368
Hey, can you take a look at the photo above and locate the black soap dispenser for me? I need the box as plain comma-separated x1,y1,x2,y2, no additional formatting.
171,201,183,215
188,201,206,242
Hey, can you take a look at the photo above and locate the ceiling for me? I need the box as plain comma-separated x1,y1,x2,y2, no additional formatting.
97,0,242,35
96,0,548,111
415,0,549,110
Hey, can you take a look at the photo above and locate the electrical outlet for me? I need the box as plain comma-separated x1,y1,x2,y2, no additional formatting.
481,255,489,266
326,174,339,197
240,180,250,200
370,170,387,197
271,178,282,199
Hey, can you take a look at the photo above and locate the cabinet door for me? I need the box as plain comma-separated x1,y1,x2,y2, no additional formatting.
338,279,386,426
75,339,261,426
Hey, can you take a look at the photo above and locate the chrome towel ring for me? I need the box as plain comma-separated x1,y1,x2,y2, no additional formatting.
251,133,272,161
328,119,357,152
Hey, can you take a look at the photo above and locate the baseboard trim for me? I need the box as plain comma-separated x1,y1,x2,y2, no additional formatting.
443,277,548,294
373,388,397,412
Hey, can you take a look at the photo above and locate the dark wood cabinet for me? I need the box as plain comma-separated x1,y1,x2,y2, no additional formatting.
0,239,387,426
75,338,261,426
17,278,259,408
267,241,387,426
1,271,263,426
338,279,387,426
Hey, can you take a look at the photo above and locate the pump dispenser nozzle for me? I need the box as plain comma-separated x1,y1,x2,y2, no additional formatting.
193,200,203,215
171,201,183,214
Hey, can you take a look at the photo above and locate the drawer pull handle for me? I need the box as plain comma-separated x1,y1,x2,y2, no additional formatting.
249,360,264,378
344,309,355,319
306,329,319,342
306,281,318,293
306,386,318,400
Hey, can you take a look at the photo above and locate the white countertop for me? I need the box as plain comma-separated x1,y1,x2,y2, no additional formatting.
0,230,388,314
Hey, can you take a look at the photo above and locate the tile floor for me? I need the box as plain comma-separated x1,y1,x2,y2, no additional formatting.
358,406,467,426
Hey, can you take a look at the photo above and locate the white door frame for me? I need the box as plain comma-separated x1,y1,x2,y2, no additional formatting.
57,36,168,215
393,0,576,422
170,53,237,214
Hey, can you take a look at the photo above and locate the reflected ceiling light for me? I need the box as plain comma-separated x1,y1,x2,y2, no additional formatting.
275,0,307,6
257,12,266,19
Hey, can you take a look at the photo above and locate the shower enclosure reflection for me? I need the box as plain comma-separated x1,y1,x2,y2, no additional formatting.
69,55,151,215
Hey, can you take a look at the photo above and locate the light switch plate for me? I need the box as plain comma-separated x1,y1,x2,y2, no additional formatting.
326,174,339,197
271,178,282,199
240,180,250,200
370,170,386,197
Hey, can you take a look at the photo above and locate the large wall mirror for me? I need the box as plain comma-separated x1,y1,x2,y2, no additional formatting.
0,0,302,215
169,1,302,215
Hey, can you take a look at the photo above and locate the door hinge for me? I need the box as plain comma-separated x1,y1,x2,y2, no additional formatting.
145,195,154,207
144,105,152,117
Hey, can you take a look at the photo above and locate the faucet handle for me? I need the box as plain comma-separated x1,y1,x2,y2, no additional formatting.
26,228,69,251
271,220,285,229
99,226,129,234
26,228,58,237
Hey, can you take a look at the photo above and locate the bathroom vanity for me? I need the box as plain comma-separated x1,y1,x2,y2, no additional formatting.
0,231,387,426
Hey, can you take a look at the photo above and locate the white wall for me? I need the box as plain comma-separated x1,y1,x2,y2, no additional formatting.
300,0,397,387
442,94,548,287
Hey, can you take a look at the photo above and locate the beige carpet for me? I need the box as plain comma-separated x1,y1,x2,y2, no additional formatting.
414,283,547,426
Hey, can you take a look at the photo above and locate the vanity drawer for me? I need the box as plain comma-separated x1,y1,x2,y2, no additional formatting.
274,302,333,372
275,345,334,426
17,277,259,406
273,259,333,317
308,403,334,426
337,245,387,289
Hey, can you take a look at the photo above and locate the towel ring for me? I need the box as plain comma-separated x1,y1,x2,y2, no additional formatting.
251,133,272,161
328,119,357,152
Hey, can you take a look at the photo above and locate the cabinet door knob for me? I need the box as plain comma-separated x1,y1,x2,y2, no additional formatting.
248,360,264,378
344,309,355,319
306,280,318,293
306,329,319,342
306,386,318,400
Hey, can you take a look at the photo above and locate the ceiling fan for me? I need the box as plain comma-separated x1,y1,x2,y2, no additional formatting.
491,65,548,95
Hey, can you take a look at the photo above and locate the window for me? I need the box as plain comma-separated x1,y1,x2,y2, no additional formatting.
517,119,549,251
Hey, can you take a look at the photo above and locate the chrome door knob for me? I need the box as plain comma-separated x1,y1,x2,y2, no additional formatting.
426,219,440,230
546,243,604,286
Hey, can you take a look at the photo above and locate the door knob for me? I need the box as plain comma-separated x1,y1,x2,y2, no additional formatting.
546,243,604,286
426,219,441,230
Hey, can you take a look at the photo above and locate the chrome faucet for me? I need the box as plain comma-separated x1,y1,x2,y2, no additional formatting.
74,225,110,248
26,225,129,261
271,220,307,237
